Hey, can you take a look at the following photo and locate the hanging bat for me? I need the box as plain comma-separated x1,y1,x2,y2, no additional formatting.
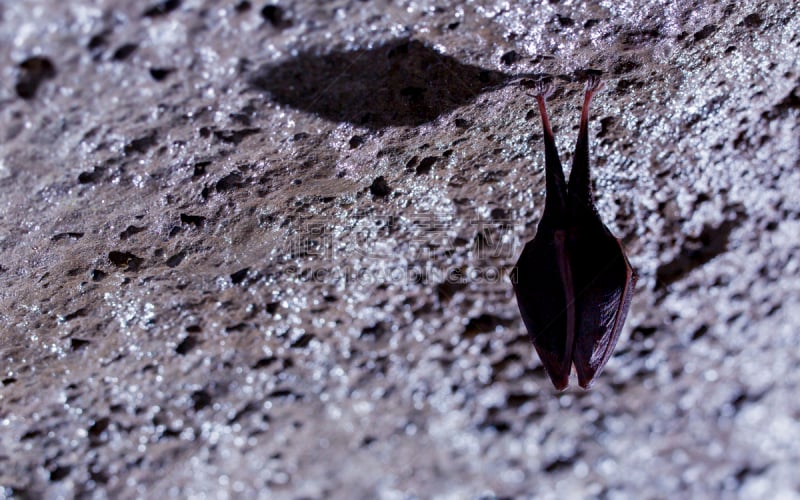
513,77,637,390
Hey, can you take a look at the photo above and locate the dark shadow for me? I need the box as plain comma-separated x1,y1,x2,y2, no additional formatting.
655,206,745,290
249,39,522,128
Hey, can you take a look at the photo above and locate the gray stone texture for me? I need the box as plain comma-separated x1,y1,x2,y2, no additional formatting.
0,0,798,498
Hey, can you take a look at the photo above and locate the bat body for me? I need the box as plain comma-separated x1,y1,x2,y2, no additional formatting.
513,78,636,390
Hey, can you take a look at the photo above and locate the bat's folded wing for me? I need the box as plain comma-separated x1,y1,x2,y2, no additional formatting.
570,218,636,389
513,229,572,390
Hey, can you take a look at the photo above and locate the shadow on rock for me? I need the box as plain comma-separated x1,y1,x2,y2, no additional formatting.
249,39,516,128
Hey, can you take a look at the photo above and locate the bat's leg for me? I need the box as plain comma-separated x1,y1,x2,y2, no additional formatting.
532,81,573,387
568,76,604,208
533,81,567,216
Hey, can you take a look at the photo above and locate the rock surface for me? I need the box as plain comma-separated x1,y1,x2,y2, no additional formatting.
1,0,798,498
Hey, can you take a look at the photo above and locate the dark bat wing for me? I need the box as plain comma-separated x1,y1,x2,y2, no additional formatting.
513,225,572,390
569,209,637,389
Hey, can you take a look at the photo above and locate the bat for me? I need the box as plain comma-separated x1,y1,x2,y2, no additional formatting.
513,77,637,390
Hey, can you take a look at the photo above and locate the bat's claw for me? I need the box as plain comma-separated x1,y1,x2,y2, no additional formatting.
536,80,556,100
585,75,605,93
518,77,556,100
524,79,556,100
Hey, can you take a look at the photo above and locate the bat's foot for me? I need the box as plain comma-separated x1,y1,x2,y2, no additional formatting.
532,80,556,100
585,75,605,93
